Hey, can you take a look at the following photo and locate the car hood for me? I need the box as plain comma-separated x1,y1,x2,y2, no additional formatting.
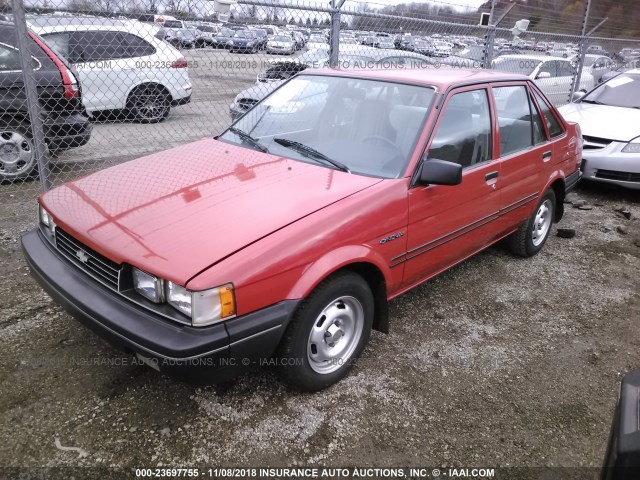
558,102,640,142
41,139,382,285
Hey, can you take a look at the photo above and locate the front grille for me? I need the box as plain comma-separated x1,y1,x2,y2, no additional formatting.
55,228,121,290
582,135,613,150
595,169,640,183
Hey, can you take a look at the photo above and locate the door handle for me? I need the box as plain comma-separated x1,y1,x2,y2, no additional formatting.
542,151,552,162
485,171,499,181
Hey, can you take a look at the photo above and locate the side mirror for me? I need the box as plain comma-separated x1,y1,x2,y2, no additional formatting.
572,90,586,102
537,71,552,79
419,158,462,186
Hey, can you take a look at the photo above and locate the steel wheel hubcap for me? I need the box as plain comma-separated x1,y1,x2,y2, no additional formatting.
0,131,34,177
532,199,552,247
307,296,364,374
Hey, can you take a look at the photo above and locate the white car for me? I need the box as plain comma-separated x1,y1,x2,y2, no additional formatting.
432,40,453,57
29,17,192,123
559,70,640,190
266,35,295,55
493,55,594,105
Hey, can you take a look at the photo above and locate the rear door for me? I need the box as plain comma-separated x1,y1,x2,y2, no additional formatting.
491,82,551,231
403,85,502,286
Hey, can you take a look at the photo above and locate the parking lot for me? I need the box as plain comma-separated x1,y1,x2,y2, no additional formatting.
1,39,640,474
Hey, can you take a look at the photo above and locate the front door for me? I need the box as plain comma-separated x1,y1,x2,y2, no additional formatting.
402,86,503,287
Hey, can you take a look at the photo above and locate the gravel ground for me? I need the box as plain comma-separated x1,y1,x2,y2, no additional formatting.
0,181,638,474
0,46,639,476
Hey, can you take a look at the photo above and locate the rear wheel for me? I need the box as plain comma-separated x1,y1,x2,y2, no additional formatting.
508,189,556,257
276,272,374,391
0,124,38,183
128,85,171,124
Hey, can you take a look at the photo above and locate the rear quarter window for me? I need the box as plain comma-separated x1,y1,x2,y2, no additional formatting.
0,27,56,70
532,89,564,138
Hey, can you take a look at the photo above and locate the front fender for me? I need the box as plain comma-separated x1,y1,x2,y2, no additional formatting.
286,244,393,300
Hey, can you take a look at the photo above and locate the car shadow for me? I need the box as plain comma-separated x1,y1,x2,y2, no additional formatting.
576,180,640,205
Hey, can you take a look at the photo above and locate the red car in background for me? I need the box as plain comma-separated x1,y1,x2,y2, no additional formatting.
22,69,582,391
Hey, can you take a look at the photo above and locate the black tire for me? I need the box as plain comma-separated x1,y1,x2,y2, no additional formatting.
0,123,39,183
508,189,556,257
276,271,374,392
127,85,171,124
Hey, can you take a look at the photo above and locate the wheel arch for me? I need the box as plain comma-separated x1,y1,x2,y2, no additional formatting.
286,248,391,334
548,177,566,222
125,82,173,106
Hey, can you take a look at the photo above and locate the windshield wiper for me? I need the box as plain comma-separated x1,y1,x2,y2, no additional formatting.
228,127,268,153
273,138,350,173
579,99,605,105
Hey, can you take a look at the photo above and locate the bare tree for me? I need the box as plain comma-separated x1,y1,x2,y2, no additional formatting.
167,0,185,14
94,0,116,12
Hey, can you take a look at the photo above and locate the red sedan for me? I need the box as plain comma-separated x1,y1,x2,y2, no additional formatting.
22,69,582,391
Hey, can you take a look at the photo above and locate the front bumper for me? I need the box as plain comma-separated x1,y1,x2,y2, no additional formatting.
21,229,299,383
581,141,640,190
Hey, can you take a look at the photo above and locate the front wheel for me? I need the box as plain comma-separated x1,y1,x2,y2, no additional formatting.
276,272,374,391
508,189,556,257
0,125,38,183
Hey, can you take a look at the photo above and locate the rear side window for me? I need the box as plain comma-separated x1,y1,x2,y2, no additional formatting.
0,42,23,71
72,31,123,62
45,31,155,62
557,61,575,77
493,85,535,156
428,89,492,168
538,61,557,78
0,42,42,71
122,33,155,58
532,90,564,138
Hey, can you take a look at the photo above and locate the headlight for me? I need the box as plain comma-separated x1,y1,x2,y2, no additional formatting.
39,204,56,235
622,136,640,153
132,267,165,303
167,281,236,326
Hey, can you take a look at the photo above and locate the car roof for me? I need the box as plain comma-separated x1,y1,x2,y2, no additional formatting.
29,21,150,35
302,67,530,90
28,16,129,28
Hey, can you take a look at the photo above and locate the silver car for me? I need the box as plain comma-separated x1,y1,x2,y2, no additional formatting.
558,69,640,190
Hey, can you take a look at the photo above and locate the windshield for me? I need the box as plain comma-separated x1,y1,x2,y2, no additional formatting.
234,31,253,38
492,57,540,75
218,29,232,37
272,35,291,42
219,75,436,178
581,73,640,108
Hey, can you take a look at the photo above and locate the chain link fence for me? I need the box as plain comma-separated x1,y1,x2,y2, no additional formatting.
0,0,639,227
